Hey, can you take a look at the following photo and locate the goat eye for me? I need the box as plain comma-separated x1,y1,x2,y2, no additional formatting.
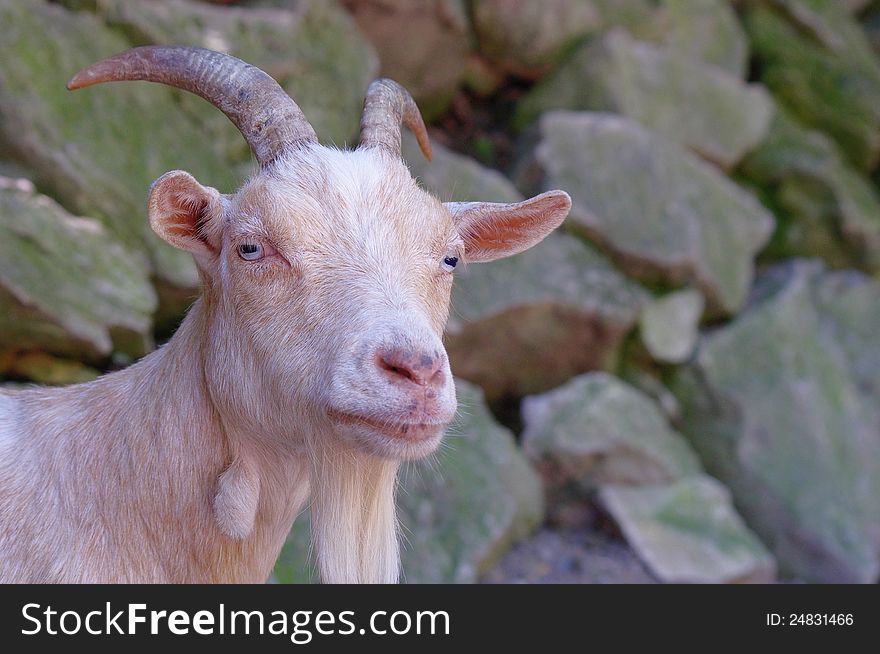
441,255,458,272
238,242,263,261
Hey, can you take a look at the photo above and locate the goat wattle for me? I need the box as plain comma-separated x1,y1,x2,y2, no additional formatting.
0,46,571,584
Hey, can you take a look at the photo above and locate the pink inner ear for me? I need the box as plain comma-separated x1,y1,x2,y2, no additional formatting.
149,172,221,256
166,225,194,239
165,208,197,238
460,191,571,262
467,210,543,249
162,194,203,239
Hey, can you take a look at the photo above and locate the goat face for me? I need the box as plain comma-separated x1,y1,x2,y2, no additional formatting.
147,146,569,460
70,47,571,461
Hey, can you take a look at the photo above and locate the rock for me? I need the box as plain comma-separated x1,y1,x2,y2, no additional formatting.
472,0,602,79
404,134,649,402
763,0,880,73
91,0,378,148
481,526,658,583
739,108,880,271
340,0,473,119
0,0,207,290
619,368,682,423
659,0,749,77
517,30,773,169
4,352,100,385
600,476,777,583
448,231,649,402
0,181,156,360
812,277,880,397
0,160,33,182
767,178,858,270
273,379,544,583
672,260,880,582
590,0,662,39
471,0,660,79
521,372,701,493
403,133,521,203
639,289,704,364
0,0,376,295
532,112,774,315
864,8,880,58
842,0,873,11
397,380,543,582
0,349,13,376
745,4,880,169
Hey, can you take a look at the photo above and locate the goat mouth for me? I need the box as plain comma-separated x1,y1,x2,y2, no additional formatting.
327,409,446,442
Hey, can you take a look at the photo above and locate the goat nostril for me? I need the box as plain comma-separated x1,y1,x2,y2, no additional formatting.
379,358,419,384
376,348,442,387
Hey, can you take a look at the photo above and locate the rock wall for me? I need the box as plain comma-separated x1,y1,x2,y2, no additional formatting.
4,0,880,583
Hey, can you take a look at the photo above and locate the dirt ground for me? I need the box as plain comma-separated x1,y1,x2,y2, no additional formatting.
482,526,658,584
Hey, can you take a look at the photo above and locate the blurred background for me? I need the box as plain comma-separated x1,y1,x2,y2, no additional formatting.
2,0,879,584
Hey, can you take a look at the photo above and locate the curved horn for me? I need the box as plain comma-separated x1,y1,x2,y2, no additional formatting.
359,78,432,161
67,46,318,167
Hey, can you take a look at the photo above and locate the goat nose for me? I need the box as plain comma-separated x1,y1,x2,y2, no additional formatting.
376,346,444,387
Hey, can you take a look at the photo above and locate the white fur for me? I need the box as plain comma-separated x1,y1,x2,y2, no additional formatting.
0,142,570,584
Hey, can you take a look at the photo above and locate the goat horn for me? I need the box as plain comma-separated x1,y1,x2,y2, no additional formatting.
359,78,432,161
67,46,318,167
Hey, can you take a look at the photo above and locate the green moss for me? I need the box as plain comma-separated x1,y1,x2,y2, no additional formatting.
536,112,773,314
601,476,775,582
739,107,880,271
745,5,880,169
671,261,880,582
516,30,772,168
0,185,155,358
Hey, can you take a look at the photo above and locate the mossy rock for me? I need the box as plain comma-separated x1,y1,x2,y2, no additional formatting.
531,111,773,315
517,30,772,169
672,260,880,582
0,180,155,360
273,380,544,583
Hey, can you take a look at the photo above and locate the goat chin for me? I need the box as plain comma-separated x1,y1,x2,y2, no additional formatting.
308,434,401,584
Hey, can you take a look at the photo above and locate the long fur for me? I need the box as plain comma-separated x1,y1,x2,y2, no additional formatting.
308,434,401,584
0,144,568,584
0,307,308,582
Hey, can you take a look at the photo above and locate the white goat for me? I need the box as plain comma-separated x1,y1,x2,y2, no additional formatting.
0,46,570,583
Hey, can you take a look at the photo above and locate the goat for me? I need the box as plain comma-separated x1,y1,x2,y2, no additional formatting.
0,46,571,583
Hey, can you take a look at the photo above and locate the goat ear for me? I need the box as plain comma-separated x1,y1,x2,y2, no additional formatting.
148,170,224,258
446,190,571,263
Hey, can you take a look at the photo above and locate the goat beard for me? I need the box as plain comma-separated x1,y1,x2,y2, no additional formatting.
307,434,401,584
